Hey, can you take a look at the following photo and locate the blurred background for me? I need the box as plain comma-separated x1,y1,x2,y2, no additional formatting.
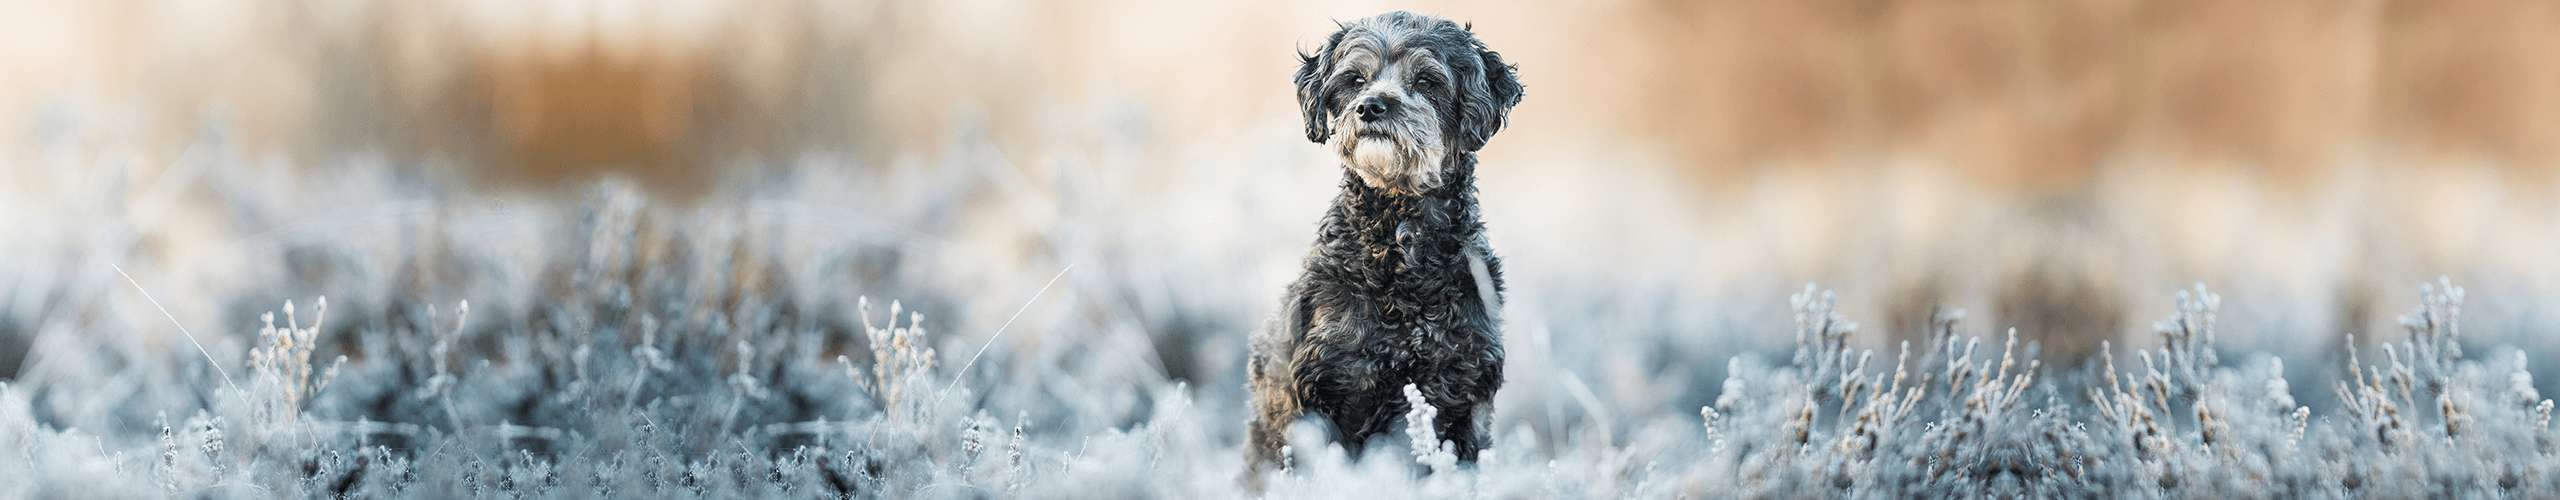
6,0,2560,429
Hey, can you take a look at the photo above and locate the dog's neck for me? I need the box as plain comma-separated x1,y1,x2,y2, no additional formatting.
1355,151,1476,194
1320,152,1485,275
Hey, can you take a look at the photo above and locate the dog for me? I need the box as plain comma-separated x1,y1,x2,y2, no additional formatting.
1244,11,1522,485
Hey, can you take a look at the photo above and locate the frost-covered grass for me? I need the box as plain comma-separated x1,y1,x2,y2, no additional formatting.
13,247,2560,498
1686,281,2559,498
5,156,2560,498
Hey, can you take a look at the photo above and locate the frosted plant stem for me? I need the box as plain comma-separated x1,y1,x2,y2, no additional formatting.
112,263,252,409
934,263,1073,410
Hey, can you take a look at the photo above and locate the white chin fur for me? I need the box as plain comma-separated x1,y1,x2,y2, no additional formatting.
1344,136,1441,195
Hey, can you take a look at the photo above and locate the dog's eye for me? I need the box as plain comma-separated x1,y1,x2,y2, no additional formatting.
1413,76,1440,89
1347,75,1367,86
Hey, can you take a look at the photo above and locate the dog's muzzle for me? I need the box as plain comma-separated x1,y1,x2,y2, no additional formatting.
1329,96,1448,196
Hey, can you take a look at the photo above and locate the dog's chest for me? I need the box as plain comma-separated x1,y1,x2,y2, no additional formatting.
1299,307,1489,435
1297,258,1498,426
1292,183,1505,439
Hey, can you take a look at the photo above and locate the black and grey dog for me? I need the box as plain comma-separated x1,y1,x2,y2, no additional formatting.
1245,11,1522,482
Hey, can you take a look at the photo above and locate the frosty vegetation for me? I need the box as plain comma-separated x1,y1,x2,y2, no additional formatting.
12,267,2556,498
5,167,2558,499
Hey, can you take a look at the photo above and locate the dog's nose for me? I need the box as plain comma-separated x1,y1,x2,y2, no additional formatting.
1355,97,1391,122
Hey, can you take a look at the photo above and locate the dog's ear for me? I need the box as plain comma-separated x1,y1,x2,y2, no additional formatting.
1457,42,1524,152
1295,30,1345,143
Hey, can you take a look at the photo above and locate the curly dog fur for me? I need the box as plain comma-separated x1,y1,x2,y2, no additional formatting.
1245,11,1523,486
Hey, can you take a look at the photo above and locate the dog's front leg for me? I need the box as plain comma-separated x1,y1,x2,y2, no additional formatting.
1242,286,1317,490
1437,401,1496,463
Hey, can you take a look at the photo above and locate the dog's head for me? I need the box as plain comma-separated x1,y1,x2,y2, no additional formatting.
1296,12,1523,196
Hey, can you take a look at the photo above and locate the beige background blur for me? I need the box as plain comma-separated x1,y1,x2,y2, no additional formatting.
6,0,2559,356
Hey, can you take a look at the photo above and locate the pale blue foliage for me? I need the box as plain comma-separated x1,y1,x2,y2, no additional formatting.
3,158,2557,498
